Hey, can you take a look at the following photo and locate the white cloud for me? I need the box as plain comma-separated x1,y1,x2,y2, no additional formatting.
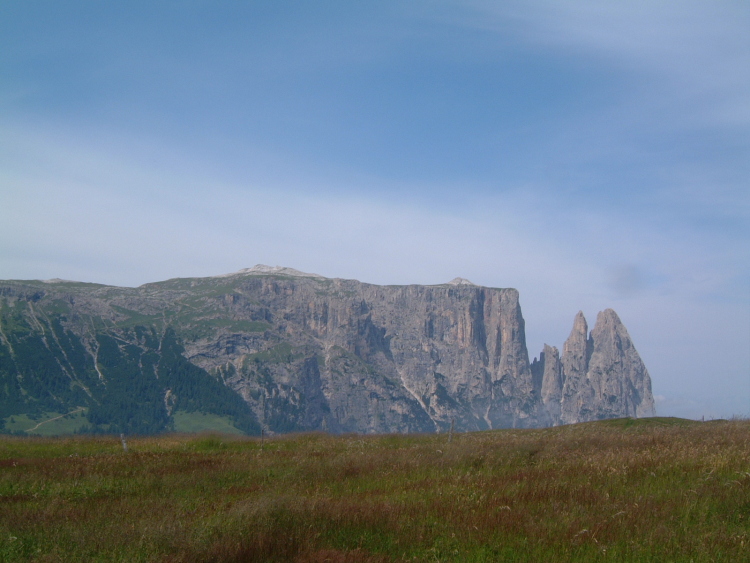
483,1,749,123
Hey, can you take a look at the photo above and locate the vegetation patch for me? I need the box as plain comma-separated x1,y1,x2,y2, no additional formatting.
2,409,88,435
247,342,300,364
175,317,271,341
0,418,748,561
41,299,71,315
110,306,163,328
172,410,244,435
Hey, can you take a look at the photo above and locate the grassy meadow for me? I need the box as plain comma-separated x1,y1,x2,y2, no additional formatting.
0,417,748,562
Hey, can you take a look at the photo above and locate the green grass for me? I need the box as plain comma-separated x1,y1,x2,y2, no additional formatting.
0,418,748,562
163,307,272,340
172,410,244,435
40,299,72,315
2,409,89,436
245,342,301,364
582,415,701,429
110,305,163,328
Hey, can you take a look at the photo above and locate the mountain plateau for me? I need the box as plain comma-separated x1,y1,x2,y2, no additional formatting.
0,265,655,435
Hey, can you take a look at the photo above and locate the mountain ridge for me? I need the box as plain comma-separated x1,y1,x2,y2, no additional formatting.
0,266,655,435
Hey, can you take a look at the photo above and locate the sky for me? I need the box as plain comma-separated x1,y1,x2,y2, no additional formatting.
1,1,748,420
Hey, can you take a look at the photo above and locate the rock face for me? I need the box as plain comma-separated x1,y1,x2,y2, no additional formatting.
205,273,547,433
0,266,655,435
533,310,656,425
531,344,563,423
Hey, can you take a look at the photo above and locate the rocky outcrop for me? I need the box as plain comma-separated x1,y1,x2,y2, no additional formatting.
205,275,549,432
0,266,654,435
535,309,656,425
531,344,563,423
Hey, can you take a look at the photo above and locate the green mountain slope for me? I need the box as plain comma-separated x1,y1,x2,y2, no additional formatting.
0,293,259,435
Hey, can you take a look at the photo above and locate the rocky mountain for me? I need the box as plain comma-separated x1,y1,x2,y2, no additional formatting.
531,310,655,426
0,265,655,435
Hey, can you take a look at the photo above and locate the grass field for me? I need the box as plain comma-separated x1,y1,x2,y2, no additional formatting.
171,411,244,435
0,417,748,562
2,409,89,436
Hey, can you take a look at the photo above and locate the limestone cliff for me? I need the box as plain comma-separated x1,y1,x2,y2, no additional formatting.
0,266,654,434
531,344,563,423
534,309,656,425
198,272,549,432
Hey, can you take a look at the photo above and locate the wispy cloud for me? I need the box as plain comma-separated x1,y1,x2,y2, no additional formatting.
461,1,750,105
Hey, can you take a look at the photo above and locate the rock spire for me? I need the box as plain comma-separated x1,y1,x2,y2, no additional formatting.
538,309,656,425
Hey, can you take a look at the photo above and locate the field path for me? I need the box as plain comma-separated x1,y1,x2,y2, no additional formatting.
25,408,85,433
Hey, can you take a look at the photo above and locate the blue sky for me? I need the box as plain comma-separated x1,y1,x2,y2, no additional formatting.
1,1,748,419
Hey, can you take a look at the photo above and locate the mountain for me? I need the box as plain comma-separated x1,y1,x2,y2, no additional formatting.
0,265,655,435
532,310,655,426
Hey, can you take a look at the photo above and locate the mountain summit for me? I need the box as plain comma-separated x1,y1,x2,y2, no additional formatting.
532,309,655,426
0,268,654,435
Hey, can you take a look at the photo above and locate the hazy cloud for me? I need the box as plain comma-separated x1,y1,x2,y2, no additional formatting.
607,264,644,298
